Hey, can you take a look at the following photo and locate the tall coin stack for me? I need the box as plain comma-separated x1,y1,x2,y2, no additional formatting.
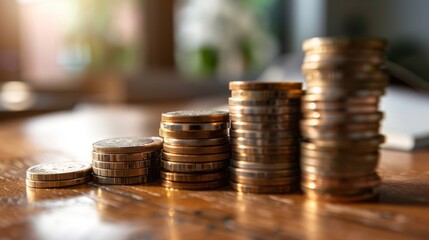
159,110,230,190
301,37,388,201
229,81,304,194
92,137,163,185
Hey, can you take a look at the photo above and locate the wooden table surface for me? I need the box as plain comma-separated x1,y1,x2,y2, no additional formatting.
0,104,428,240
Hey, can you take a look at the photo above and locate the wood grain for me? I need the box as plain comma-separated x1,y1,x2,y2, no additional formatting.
0,105,428,240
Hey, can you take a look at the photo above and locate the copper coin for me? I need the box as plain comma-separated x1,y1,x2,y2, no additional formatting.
231,90,304,99
231,160,298,170
230,181,298,194
231,122,299,131
161,179,227,190
229,167,298,179
92,167,150,177
302,37,387,52
92,175,149,185
91,159,155,169
229,105,299,115
230,137,298,147
230,129,299,139
162,152,230,163
160,160,228,173
231,152,298,163
159,128,228,139
162,136,230,147
228,97,300,106
160,171,228,183
231,144,298,155
230,113,300,123
229,81,302,91
163,143,230,155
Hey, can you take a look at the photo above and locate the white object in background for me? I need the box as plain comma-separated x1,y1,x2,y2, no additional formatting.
381,87,429,151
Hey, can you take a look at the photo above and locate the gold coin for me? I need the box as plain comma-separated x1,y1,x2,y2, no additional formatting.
302,94,380,104
231,122,298,131
231,152,298,163
301,164,376,177
26,162,92,181
306,78,388,88
228,97,300,106
301,154,379,169
230,129,299,139
302,173,380,190
92,151,160,162
93,136,163,154
229,105,299,115
304,69,388,81
303,187,377,202
302,62,381,73
231,90,304,99
231,144,298,155
231,160,297,170
160,122,228,131
230,113,300,123
92,167,150,177
229,167,298,179
301,102,378,113
301,137,383,150
301,121,380,131
26,176,90,188
162,136,230,147
230,181,297,194
305,86,385,97
301,129,380,140
160,160,228,173
159,128,228,139
231,137,298,147
229,81,302,91
163,143,230,155
161,110,229,123
92,175,149,185
160,171,228,182
230,175,299,186
304,54,384,66
303,37,387,52
301,112,383,123
161,179,227,190
92,159,155,169
162,152,230,163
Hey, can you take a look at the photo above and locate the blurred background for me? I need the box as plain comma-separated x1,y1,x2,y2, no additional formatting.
1,0,429,121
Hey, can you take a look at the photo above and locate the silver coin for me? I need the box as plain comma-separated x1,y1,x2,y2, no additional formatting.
26,162,92,181
93,136,163,154
160,122,229,131
161,110,229,123
92,151,161,162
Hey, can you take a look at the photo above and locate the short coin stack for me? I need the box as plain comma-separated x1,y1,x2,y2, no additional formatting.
92,137,163,185
301,37,388,201
229,81,304,193
26,162,92,188
159,110,230,190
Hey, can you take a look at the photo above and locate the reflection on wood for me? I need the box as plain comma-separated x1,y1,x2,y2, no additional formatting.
0,106,429,239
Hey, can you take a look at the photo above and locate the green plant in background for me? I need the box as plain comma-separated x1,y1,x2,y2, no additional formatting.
61,0,140,74
176,0,278,80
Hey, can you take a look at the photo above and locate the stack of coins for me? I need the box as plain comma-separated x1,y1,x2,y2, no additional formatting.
26,162,92,188
92,137,163,185
228,81,304,194
301,37,388,201
159,110,230,190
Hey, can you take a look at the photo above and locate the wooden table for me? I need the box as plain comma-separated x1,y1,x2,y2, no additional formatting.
0,105,428,240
